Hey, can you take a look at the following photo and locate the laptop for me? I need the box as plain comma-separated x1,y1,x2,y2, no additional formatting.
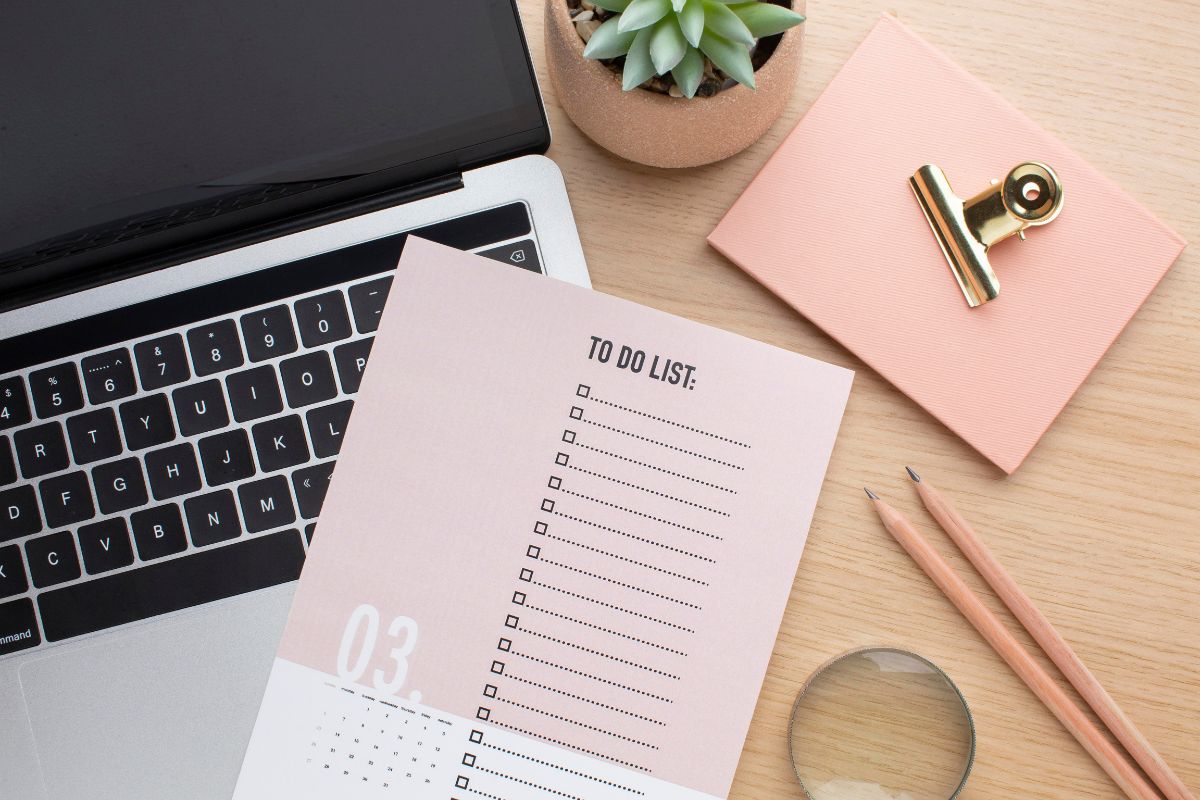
0,2,590,798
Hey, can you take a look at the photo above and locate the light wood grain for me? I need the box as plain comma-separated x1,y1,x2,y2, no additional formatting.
516,2,1200,799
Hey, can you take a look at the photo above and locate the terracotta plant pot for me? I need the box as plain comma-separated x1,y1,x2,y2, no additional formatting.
544,0,804,168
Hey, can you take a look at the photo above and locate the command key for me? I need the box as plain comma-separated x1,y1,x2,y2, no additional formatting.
0,598,40,656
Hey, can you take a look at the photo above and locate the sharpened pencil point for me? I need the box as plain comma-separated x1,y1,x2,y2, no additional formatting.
864,487,879,501
905,466,921,483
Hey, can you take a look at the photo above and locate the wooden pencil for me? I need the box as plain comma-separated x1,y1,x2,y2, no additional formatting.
865,489,1161,800
907,468,1194,800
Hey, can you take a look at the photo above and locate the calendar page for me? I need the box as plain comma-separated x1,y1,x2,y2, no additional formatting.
233,238,853,800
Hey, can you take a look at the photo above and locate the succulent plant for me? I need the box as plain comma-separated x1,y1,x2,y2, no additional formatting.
582,0,805,97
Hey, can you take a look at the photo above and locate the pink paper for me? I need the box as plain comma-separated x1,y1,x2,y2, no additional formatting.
709,15,1186,473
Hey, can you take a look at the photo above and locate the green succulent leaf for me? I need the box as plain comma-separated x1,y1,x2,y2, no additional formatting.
649,16,689,74
699,29,755,88
671,0,688,9
617,0,672,33
622,26,657,90
728,2,805,38
583,16,638,59
589,0,631,11
676,0,705,46
671,47,705,98
699,0,754,45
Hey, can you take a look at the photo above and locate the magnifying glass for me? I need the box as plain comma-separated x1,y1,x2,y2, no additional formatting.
788,648,976,800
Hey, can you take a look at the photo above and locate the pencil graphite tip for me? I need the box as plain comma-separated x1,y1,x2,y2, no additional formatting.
905,466,921,483
864,487,879,501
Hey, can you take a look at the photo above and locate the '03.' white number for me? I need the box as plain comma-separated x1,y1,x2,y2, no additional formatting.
336,604,419,695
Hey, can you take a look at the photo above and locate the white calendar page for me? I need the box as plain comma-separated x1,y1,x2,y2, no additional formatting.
233,239,852,800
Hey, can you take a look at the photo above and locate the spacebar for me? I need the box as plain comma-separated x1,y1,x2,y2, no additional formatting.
38,531,306,642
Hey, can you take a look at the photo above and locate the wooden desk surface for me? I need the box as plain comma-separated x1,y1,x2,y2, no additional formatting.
516,1,1199,798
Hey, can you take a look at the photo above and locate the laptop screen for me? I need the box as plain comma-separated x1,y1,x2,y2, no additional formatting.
0,0,545,270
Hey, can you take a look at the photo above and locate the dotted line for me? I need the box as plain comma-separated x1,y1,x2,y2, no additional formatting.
571,442,736,493
557,488,723,541
526,603,688,655
469,765,584,800
581,419,744,470
479,741,644,794
517,628,680,679
543,532,708,585
588,395,751,448
465,787,508,800
489,720,652,772
567,465,730,516
532,582,694,632
540,558,702,609
496,696,660,748
510,652,673,702
503,674,666,724
552,510,715,563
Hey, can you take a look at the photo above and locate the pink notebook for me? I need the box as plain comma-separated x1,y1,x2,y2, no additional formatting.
709,14,1186,473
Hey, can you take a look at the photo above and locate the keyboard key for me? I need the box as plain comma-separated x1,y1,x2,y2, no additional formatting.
348,277,393,334
187,320,245,377
29,362,84,418
226,366,284,423
131,504,188,561
38,471,95,528
306,400,354,458
172,379,230,436
118,393,176,450
0,376,32,430
198,429,256,486
0,438,15,485
0,598,40,655
294,291,352,347
25,531,81,588
280,351,337,408
251,415,310,472
78,518,135,575
0,544,28,598
134,333,191,391
66,408,122,464
14,422,69,479
0,485,41,541
184,489,241,547
333,338,373,394
478,238,542,274
241,305,298,363
237,476,296,533
304,523,315,544
145,443,202,501
37,529,305,642
81,348,136,404
292,462,335,519
92,457,149,515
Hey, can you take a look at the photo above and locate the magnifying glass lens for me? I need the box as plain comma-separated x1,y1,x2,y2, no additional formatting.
789,649,975,800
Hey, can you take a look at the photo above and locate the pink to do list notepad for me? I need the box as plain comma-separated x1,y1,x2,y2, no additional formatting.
709,15,1186,473
233,238,852,800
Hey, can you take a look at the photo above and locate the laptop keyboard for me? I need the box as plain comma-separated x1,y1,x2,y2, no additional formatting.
0,202,544,657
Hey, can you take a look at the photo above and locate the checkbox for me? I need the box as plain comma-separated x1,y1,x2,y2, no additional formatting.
540,499,555,512
470,729,484,743
519,568,533,582
577,384,590,398
562,430,576,444
456,775,470,788
462,753,476,766
527,545,540,558
484,684,498,698
534,521,547,534
512,591,526,605
490,661,505,676
505,614,519,628
570,406,583,420
498,638,512,652
476,707,491,721
555,452,569,466
548,476,562,490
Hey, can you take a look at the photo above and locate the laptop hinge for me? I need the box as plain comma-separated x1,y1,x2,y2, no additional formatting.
0,171,465,312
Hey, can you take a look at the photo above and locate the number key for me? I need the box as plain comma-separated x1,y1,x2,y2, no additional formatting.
241,305,298,363
29,363,84,418
134,333,191,390
294,292,351,347
187,320,244,377
0,376,32,430
81,348,136,404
